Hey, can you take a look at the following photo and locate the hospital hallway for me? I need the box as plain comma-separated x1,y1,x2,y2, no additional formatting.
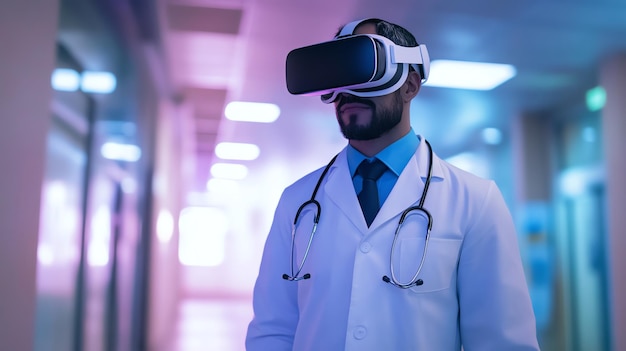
2,0,626,350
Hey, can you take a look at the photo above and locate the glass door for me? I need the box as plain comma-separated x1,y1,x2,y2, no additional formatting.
34,101,89,351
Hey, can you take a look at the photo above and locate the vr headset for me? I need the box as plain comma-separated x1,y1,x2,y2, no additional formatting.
285,18,430,104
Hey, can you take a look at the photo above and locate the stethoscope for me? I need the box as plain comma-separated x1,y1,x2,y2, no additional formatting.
282,140,433,289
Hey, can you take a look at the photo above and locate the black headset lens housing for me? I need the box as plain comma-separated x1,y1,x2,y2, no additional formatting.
286,35,387,96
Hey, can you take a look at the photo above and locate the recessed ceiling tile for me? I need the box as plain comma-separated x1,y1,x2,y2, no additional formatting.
167,31,239,88
167,5,242,34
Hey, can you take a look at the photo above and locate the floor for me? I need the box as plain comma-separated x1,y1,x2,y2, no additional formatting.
167,298,253,351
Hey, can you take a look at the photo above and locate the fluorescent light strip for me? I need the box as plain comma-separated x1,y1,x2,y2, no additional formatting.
207,178,241,193
100,142,142,162
51,69,118,94
51,68,80,91
156,209,175,243
81,71,117,94
425,60,516,90
210,163,248,180
225,101,280,123
215,142,260,161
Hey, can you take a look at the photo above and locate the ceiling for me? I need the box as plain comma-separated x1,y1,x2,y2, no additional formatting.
156,0,626,206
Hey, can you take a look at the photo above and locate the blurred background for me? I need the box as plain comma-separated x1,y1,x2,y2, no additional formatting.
1,0,625,350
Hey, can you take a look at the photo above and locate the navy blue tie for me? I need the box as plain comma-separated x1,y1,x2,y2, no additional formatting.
356,159,388,227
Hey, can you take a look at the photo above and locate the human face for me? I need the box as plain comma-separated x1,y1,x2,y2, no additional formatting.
334,90,403,140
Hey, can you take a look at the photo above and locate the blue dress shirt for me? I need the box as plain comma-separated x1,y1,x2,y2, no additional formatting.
348,129,419,207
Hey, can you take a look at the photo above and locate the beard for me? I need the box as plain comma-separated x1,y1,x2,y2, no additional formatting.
336,91,403,140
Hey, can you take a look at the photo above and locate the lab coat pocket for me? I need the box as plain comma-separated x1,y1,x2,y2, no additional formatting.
399,237,462,293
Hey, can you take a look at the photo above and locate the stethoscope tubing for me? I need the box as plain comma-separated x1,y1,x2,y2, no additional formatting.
386,206,432,288
283,156,337,281
381,140,433,289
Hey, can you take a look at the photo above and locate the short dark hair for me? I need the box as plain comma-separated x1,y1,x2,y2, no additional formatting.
335,18,418,47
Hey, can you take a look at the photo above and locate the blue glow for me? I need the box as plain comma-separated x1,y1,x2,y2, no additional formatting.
482,127,503,145
445,152,490,178
559,166,604,197
582,127,596,143
586,86,606,112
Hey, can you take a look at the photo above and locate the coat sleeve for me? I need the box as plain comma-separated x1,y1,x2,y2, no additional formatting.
245,190,299,351
457,181,540,350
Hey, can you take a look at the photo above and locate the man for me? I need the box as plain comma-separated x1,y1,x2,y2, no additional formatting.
246,18,539,350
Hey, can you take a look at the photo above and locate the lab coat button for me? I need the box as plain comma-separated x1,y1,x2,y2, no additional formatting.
360,242,372,253
353,326,368,340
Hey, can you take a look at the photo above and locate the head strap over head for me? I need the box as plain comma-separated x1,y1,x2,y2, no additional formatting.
337,18,364,37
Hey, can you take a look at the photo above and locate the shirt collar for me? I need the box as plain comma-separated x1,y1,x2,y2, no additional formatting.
348,129,419,177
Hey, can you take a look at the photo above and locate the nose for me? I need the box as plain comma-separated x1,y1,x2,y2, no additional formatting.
335,92,355,104
338,92,358,99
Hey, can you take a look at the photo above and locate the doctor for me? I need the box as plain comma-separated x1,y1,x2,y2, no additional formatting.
246,18,539,351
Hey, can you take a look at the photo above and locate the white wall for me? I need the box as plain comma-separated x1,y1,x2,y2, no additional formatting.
0,0,60,349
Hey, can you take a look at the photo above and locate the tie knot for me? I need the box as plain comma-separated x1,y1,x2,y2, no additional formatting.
356,159,387,181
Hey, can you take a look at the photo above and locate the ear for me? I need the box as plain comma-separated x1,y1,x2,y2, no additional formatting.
401,70,421,102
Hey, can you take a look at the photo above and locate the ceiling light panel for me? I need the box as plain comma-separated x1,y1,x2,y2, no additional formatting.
51,68,80,91
210,163,248,180
225,101,281,123
215,142,260,161
81,71,117,94
100,142,141,162
425,60,517,90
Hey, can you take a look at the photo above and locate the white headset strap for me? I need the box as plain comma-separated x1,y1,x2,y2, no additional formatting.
394,44,430,82
392,45,424,64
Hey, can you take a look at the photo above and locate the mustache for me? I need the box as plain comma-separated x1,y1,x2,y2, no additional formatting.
336,95,376,112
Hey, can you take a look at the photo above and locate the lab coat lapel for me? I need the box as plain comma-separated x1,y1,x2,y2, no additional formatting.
371,138,445,230
323,150,370,232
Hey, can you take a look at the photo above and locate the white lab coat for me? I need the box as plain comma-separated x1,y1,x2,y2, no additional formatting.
246,138,539,351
